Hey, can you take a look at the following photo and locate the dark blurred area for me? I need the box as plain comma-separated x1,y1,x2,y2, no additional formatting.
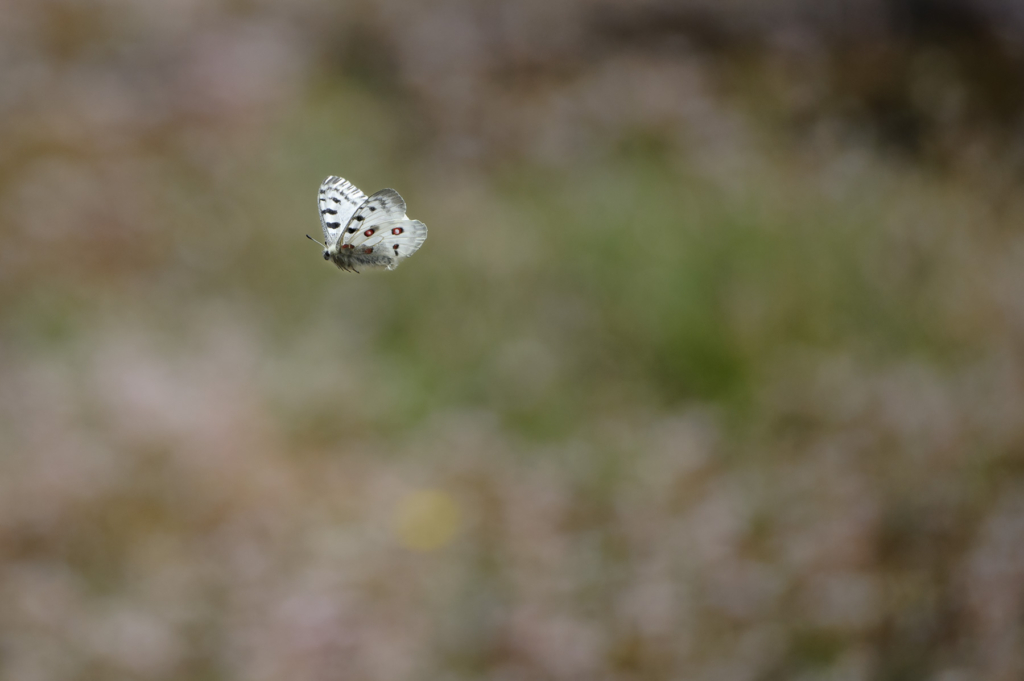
2,1,1024,680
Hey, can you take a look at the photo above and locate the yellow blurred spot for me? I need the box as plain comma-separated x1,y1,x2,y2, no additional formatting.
394,489,461,552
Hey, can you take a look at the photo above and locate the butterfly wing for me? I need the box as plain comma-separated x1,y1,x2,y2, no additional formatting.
340,188,427,270
321,184,428,272
339,189,409,244
318,176,367,245
343,219,428,270
381,219,428,262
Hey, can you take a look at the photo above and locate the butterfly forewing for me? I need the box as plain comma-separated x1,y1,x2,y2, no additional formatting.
340,188,409,245
319,176,367,245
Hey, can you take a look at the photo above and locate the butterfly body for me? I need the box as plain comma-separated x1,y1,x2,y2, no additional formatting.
317,176,427,272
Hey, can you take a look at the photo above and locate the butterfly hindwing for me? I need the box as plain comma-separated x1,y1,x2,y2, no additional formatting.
380,219,428,264
343,219,428,270
319,176,366,245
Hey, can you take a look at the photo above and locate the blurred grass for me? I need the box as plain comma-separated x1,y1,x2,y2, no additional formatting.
5,76,1001,443
200,85,994,444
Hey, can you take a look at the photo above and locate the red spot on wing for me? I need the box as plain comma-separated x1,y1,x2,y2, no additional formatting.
391,227,404,235
364,248,373,254
364,229,375,237
341,244,354,250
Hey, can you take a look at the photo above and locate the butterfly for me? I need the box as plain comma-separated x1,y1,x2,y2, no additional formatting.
308,176,427,272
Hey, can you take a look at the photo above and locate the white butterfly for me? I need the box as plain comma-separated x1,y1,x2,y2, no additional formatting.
308,176,427,272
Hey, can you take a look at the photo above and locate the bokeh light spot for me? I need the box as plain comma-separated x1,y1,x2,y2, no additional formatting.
393,489,461,552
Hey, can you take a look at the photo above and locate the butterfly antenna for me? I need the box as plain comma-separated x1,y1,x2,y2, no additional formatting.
306,234,325,248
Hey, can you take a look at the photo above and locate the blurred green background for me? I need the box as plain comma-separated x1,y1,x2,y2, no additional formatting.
3,1,1024,679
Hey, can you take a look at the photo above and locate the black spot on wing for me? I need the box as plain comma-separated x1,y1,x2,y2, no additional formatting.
325,221,341,228
322,209,337,215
